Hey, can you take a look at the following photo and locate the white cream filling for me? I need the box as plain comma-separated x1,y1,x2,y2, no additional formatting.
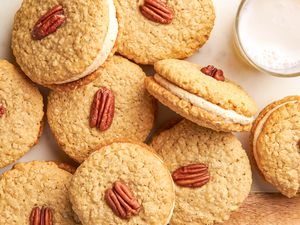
154,74,254,125
54,0,118,84
165,185,175,225
252,100,297,162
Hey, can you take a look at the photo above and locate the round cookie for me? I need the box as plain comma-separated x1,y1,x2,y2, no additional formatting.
116,0,215,64
69,140,175,225
145,59,257,132
47,56,155,162
12,0,118,89
250,96,300,198
151,120,252,225
0,60,44,168
0,161,80,224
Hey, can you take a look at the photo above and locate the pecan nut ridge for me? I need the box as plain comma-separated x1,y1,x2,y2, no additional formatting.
172,163,210,188
89,87,115,131
201,65,225,81
32,5,66,40
30,206,53,225
105,181,141,219
140,0,173,24
0,104,5,118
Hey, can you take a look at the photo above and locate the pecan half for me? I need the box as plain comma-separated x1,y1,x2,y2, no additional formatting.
201,65,225,81
30,206,53,225
297,140,300,149
32,5,66,40
89,87,115,131
172,163,210,188
105,181,141,219
0,104,5,118
140,0,173,24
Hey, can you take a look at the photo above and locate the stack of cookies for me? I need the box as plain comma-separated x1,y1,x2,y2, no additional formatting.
0,0,299,224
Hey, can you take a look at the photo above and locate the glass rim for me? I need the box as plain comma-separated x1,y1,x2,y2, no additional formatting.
234,0,300,78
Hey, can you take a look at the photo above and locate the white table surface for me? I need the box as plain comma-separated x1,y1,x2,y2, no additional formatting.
1,0,300,193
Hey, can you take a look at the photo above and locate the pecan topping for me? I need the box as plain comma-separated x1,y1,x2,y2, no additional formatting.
297,140,300,149
32,5,65,40
0,104,5,118
89,87,115,131
172,163,210,188
105,181,141,219
140,0,173,24
201,65,225,81
30,206,53,225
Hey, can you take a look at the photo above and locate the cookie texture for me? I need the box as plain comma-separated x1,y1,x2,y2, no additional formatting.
250,96,300,198
12,0,116,85
151,120,252,225
47,56,155,162
69,141,175,225
145,77,251,132
0,60,44,168
145,59,257,132
154,59,257,116
116,0,215,64
0,161,80,224
44,56,113,91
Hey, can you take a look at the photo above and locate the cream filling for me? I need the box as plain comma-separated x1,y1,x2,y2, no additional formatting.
154,74,254,125
165,199,175,225
252,100,297,162
54,0,118,84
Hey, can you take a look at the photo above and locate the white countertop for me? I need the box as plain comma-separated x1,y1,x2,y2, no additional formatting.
1,0,300,192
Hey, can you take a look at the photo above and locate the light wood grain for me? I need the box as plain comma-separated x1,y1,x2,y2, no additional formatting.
217,193,300,225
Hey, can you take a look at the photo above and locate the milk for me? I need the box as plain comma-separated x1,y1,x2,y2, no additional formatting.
238,0,300,75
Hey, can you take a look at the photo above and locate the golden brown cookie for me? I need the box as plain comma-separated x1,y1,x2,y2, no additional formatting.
12,0,118,88
0,161,80,224
47,56,155,162
151,120,252,225
0,60,44,168
250,96,300,198
69,140,175,225
145,59,258,132
116,0,215,64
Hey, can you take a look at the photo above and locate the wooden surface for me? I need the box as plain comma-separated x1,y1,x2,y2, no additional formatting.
217,193,300,225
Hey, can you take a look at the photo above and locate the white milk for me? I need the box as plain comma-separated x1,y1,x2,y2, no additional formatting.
238,0,300,75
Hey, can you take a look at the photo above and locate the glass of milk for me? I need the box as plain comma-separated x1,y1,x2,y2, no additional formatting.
234,0,300,77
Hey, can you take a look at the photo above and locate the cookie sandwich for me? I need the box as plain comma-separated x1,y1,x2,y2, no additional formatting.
47,56,155,162
116,0,215,64
250,96,300,198
0,60,44,168
151,120,252,225
145,59,257,132
12,0,118,90
69,140,175,225
0,161,80,224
